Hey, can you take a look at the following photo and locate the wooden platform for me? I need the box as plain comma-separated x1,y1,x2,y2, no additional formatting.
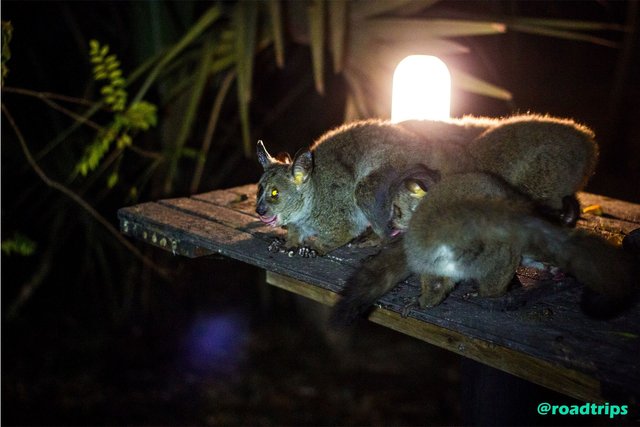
118,184,640,403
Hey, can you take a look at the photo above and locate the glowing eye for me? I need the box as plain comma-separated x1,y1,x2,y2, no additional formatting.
271,188,279,198
406,179,427,198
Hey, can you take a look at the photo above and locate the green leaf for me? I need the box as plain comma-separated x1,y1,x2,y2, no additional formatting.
2,21,13,85
89,39,99,54
163,37,215,193
76,123,120,176
393,0,442,16
610,331,638,339
365,19,506,40
190,71,236,194
267,0,285,68
366,40,470,71
308,0,326,94
107,172,119,189
125,101,158,130
90,39,129,111
179,147,200,159
351,0,440,20
1,233,37,256
508,23,619,48
343,70,373,119
235,2,258,103
116,133,132,149
129,186,138,200
131,5,222,105
328,0,347,73
210,54,235,74
450,67,512,101
511,17,626,32
234,1,258,157
237,88,251,158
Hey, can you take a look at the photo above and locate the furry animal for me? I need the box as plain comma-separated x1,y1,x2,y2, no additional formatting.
256,115,598,255
331,172,637,325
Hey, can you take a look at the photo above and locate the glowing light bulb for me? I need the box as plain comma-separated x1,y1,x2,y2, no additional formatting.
391,55,451,123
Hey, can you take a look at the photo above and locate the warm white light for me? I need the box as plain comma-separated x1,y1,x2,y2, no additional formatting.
391,55,451,123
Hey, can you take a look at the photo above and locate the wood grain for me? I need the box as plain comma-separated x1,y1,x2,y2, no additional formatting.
118,187,640,403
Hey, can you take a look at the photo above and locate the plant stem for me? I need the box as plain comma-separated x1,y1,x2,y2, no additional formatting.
190,71,235,193
162,35,217,194
3,86,93,105
2,103,170,278
3,86,103,130
131,5,222,106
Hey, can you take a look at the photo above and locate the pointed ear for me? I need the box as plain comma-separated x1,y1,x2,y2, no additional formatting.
292,150,313,185
257,140,275,169
275,151,292,164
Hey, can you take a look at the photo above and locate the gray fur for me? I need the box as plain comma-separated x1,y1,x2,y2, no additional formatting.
257,115,598,254
332,172,637,325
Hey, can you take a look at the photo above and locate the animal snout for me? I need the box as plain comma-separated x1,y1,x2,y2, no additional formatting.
256,203,268,216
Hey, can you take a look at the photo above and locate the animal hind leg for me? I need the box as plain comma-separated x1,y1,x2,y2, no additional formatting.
476,251,520,298
419,274,456,308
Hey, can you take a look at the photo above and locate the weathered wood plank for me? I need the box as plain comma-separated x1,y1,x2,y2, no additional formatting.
579,192,640,223
119,202,215,258
266,271,601,403
117,186,640,403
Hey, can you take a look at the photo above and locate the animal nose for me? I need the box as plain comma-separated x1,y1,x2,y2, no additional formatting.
256,203,267,216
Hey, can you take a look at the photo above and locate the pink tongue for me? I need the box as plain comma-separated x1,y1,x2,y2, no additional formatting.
260,215,277,225
390,229,403,237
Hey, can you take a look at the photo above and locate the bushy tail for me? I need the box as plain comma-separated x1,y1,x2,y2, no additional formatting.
524,219,639,318
330,238,409,328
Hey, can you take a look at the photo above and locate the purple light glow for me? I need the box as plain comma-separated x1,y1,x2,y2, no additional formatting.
184,311,250,374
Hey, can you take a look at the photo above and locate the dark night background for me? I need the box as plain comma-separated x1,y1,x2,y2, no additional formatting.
2,1,639,426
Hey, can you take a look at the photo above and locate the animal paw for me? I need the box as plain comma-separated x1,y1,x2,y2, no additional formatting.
418,277,453,308
418,290,447,308
560,195,580,227
267,238,319,258
267,238,286,253
348,231,383,248
296,246,318,258
400,297,419,318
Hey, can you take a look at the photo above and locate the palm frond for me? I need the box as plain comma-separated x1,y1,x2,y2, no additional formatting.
267,0,285,68
508,23,619,48
328,0,348,73
351,0,440,20
163,38,215,193
365,19,506,40
308,0,326,94
234,1,258,156
512,17,627,32
450,68,512,101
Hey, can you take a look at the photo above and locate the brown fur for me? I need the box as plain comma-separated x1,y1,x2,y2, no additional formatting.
257,115,598,254
332,172,637,326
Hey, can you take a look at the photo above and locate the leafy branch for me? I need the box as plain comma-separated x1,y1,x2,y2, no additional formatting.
1,232,37,256
2,103,169,278
76,40,158,179
2,20,12,86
